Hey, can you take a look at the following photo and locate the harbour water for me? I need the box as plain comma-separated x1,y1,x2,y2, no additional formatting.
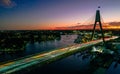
0,35,78,62
1,34,120,74
26,42,120,74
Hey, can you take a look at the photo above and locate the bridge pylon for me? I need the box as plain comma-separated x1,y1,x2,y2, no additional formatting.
91,7,105,45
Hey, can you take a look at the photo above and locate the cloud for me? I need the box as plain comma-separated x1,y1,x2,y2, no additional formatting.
0,0,16,8
108,22,120,26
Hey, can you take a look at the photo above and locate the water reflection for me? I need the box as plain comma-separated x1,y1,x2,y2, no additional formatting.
1,33,120,74
28,43,120,74
0,35,78,62
27,48,92,74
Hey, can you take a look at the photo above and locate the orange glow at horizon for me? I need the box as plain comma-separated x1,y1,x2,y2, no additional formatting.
1,22,120,30
103,25,120,30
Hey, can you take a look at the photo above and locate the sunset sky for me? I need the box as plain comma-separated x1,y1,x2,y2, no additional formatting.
0,0,120,30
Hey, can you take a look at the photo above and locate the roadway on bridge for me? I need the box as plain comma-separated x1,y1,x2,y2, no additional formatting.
0,36,118,74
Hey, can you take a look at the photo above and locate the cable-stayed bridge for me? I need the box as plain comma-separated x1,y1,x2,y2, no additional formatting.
0,36,118,74
0,8,119,74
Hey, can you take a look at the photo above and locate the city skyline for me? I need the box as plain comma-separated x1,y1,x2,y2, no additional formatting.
0,0,120,30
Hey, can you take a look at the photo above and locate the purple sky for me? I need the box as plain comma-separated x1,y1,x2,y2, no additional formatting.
0,0,120,30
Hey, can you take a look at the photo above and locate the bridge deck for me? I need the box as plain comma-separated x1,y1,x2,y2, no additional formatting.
0,36,118,74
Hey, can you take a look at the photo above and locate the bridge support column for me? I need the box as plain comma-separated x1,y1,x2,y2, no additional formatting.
91,9,105,45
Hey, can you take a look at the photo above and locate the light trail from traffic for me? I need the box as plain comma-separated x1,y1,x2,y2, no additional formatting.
0,36,118,74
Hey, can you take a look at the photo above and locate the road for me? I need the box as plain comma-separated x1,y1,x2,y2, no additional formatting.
0,36,118,74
